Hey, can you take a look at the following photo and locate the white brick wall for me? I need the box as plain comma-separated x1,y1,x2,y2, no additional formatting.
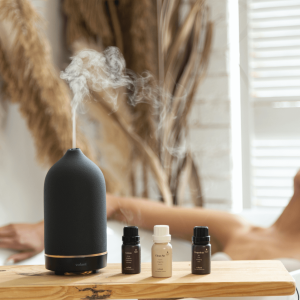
207,51,228,76
190,101,230,127
188,0,232,208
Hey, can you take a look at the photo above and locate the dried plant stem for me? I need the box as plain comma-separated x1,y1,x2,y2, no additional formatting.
162,1,204,173
190,154,203,206
176,155,190,205
157,0,164,89
88,97,173,206
64,0,115,48
107,0,123,53
161,0,181,57
161,0,211,205
142,162,149,198
62,0,213,206
130,152,137,196
164,0,204,87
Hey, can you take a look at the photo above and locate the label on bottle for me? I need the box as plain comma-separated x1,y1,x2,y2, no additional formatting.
122,245,141,274
152,244,172,277
192,244,211,274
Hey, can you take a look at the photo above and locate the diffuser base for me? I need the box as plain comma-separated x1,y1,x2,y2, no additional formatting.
45,254,107,274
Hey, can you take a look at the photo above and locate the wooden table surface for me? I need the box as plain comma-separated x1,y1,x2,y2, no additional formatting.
0,261,295,300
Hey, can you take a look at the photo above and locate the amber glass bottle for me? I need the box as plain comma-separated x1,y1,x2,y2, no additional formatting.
122,226,141,274
191,226,211,274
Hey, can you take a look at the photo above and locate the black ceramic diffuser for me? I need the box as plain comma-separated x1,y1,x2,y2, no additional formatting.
44,148,107,274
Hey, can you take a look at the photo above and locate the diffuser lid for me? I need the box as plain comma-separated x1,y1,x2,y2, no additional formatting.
153,225,171,243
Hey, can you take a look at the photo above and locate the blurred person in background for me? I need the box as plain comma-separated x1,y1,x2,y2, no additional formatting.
1,171,300,270
0,0,299,273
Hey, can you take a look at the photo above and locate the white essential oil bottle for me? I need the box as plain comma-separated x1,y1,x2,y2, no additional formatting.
151,225,172,278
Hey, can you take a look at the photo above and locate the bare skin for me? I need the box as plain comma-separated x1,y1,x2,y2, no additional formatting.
107,194,249,249
0,222,44,263
223,171,300,261
1,171,300,263
107,193,300,261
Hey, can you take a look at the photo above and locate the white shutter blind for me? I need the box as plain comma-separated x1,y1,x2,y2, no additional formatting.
252,140,299,206
249,0,300,101
248,0,300,207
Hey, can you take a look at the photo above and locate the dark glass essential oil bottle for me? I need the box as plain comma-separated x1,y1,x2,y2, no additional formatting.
122,226,141,274
192,226,211,274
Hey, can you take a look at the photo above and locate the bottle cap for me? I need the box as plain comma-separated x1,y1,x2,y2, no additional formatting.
193,226,210,245
152,225,171,243
122,226,140,244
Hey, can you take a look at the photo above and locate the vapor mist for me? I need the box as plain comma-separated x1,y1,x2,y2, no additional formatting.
61,46,186,158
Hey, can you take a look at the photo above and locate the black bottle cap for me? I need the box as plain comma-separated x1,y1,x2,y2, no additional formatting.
193,226,210,245
122,226,140,244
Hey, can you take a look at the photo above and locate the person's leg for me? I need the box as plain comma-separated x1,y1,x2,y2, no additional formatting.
222,170,300,260
273,170,300,235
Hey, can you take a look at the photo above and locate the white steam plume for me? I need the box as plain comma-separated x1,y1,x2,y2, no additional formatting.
60,47,130,148
61,46,187,159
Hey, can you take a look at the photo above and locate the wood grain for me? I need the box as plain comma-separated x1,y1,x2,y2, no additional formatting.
0,261,295,300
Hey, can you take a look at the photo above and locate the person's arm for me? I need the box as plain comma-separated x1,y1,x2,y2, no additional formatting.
0,221,44,263
0,193,250,263
107,194,251,248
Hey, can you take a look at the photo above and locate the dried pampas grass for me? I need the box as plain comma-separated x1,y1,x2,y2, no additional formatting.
0,0,213,205
0,0,92,166
160,0,213,205
63,0,115,49
62,0,213,205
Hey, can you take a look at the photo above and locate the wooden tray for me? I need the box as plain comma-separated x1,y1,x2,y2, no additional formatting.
0,261,295,300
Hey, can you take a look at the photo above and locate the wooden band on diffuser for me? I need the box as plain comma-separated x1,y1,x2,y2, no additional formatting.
45,251,107,258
